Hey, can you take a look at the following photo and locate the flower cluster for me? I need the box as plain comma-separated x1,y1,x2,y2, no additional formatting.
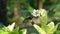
32,9,41,17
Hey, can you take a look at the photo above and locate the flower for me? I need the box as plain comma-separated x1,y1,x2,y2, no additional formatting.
32,9,41,17
8,22,15,31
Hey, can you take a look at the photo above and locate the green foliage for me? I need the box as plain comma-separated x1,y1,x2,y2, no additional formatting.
39,9,47,28
54,30,60,34
33,9,60,34
33,24,46,34
5,0,60,34
19,29,27,34
7,0,15,23
10,27,19,34
53,4,60,18
0,25,27,34
33,21,60,34
0,27,10,34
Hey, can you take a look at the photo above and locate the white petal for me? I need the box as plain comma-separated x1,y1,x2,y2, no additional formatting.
32,14,36,17
33,9,36,12
8,22,15,31
32,9,41,17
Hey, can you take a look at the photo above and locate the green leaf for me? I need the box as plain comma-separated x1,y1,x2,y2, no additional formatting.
54,30,60,34
27,5,34,13
46,22,54,34
10,27,19,34
40,9,47,28
33,24,46,34
51,23,60,33
19,29,27,34
47,22,54,31
0,32,9,34
0,27,10,34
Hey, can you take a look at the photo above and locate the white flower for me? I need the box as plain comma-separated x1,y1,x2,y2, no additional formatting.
8,22,15,31
32,9,40,17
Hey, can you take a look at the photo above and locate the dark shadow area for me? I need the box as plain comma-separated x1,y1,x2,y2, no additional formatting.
0,0,8,26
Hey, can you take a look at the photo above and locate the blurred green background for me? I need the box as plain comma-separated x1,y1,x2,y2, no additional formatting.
0,0,60,34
